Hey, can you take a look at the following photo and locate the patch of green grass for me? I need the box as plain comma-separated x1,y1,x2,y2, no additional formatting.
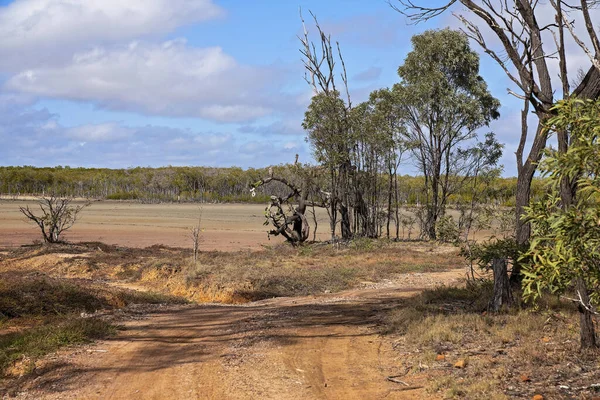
0,317,115,375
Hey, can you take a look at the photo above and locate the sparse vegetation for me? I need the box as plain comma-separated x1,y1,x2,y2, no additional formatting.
2,241,460,303
385,283,599,399
0,318,115,377
0,266,186,379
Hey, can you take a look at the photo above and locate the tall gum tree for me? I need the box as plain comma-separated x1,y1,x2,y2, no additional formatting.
392,29,500,239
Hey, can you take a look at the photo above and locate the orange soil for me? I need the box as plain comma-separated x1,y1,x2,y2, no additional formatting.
0,201,331,251
11,270,464,400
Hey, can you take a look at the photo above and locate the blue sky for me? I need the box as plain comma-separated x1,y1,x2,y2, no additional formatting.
0,0,592,176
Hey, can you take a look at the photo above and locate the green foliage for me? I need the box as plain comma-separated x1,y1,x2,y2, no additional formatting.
106,191,140,200
464,238,524,270
396,29,500,128
522,98,600,304
302,91,351,167
392,28,501,240
435,215,460,244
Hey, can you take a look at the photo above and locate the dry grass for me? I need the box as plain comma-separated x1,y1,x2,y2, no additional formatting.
1,240,463,304
384,283,600,399
83,240,460,302
0,239,463,383
0,269,186,380
0,273,184,319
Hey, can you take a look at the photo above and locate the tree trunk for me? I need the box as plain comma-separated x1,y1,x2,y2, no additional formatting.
340,203,352,239
386,166,393,239
576,277,597,349
426,206,437,240
572,66,600,100
489,258,513,312
515,174,532,246
511,170,533,284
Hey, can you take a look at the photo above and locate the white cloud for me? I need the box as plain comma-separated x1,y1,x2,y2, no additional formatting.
0,0,223,71
283,141,299,150
0,100,312,167
238,119,305,136
6,40,281,122
65,123,135,142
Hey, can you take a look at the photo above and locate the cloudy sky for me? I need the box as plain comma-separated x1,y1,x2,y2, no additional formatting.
0,0,596,175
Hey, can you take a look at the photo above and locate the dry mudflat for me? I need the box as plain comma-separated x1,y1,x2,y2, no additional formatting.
0,200,331,251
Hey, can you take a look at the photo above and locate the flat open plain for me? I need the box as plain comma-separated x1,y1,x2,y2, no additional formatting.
0,200,331,250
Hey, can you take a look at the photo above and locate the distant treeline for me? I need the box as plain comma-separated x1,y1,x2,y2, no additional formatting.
0,165,547,205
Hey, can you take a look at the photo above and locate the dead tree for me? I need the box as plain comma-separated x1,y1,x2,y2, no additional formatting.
189,206,203,262
252,173,326,245
19,196,90,244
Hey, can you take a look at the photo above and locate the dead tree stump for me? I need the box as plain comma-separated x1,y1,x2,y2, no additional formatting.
489,258,513,312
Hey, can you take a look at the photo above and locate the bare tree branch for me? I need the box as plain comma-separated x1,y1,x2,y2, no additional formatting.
20,196,90,244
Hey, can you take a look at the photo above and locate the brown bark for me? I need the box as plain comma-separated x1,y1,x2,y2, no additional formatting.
489,258,513,312
512,170,532,284
573,66,600,100
576,277,597,349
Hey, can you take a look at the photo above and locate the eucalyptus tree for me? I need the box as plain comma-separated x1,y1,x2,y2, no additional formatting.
302,91,353,239
395,0,600,279
523,98,600,348
352,89,406,239
392,29,500,240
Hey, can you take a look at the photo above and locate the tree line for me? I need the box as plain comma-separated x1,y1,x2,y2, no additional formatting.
0,164,544,206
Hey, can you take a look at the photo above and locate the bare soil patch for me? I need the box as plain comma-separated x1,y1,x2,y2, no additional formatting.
0,201,332,251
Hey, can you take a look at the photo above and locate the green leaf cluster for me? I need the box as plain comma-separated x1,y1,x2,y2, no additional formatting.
522,99,600,304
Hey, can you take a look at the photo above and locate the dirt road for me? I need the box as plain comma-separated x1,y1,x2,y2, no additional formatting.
11,271,462,400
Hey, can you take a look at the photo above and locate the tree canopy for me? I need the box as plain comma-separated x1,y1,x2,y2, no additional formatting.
393,29,501,239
